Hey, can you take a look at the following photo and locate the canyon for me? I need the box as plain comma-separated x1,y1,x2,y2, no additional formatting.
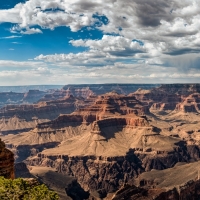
1,84,200,199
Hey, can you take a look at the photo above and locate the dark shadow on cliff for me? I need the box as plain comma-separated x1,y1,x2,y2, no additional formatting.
13,142,60,162
65,180,90,200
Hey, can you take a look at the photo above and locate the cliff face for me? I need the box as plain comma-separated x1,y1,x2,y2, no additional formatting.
23,90,46,103
112,160,200,200
0,90,49,108
0,96,81,135
4,84,200,199
0,95,78,120
0,139,14,179
23,111,193,195
111,181,200,200
36,92,149,133
175,93,200,113
132,84,200,113
8,90,200,196
0,92,24,107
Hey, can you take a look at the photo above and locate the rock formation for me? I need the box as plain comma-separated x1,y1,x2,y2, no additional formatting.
132,84,200,114
62,84,160,96
2,83,200,199
0,95,82,135
112,161,200,200
0,138,14,179
0,92,24,108
23,90,46,103
0,90,50,108
11,92,193,195
38,84,159,102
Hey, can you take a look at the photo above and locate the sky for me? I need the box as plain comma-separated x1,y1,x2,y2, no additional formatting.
0,0,200,85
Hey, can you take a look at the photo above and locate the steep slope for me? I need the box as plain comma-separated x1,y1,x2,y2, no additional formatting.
4,85,200,198
6,93,190,196
0,95,82,135
0,138,14,179
112,161,200,200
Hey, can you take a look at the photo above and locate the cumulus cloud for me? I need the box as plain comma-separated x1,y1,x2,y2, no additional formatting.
1,0,200,83
20,27,43,34
1,0,200,56
35,35,147,68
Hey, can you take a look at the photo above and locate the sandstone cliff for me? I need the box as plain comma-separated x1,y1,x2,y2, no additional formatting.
132,84,200,114
0,138,14,179
112,161,200,200
0,95,81,135
4,84,200,199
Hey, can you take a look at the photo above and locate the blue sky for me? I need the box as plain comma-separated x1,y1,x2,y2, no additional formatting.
0,0,200,85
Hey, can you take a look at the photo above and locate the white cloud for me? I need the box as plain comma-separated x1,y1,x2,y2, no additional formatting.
12,42,22,44
1,0,200,56
1,0,200,84
0,35,22,39
35,35,146,67
1,61,200,86
20,27,43,34
0,60,47,68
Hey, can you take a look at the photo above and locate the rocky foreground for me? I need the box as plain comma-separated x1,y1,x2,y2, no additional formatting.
1,84,200,199
0,138,14,179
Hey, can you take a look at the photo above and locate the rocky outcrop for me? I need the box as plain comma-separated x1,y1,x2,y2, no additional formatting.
5,84,200,199
23,90,46,103
24,116,193,196
7,142,60,162
112,160,200,200
36,93,149,135
0,95,77,120
132,85,200,113
14,162,33,178
91,117,149,134
0,90,49,108
0,138,14,179
25,140,194,196
111,181,200,200
175,93,200,113
0,96,80,135
65,180,90,200
26,152,144,194
0,92,24,107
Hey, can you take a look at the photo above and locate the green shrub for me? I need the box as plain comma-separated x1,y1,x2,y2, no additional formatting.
0,177,59,200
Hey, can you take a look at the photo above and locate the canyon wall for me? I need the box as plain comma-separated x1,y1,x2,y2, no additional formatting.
0,138,14,179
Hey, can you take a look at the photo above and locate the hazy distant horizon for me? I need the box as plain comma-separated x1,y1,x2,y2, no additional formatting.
1,83,200,87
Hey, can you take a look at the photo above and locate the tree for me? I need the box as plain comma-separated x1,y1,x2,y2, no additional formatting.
0,177,59,200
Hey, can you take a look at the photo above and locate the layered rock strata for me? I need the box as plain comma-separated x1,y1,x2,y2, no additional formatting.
25,113,191,195
0,138,14,179
112,161,200,200
132,84,200,113
0,95,81,135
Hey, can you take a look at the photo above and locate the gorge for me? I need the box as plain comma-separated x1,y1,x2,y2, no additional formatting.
1,84,200,199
